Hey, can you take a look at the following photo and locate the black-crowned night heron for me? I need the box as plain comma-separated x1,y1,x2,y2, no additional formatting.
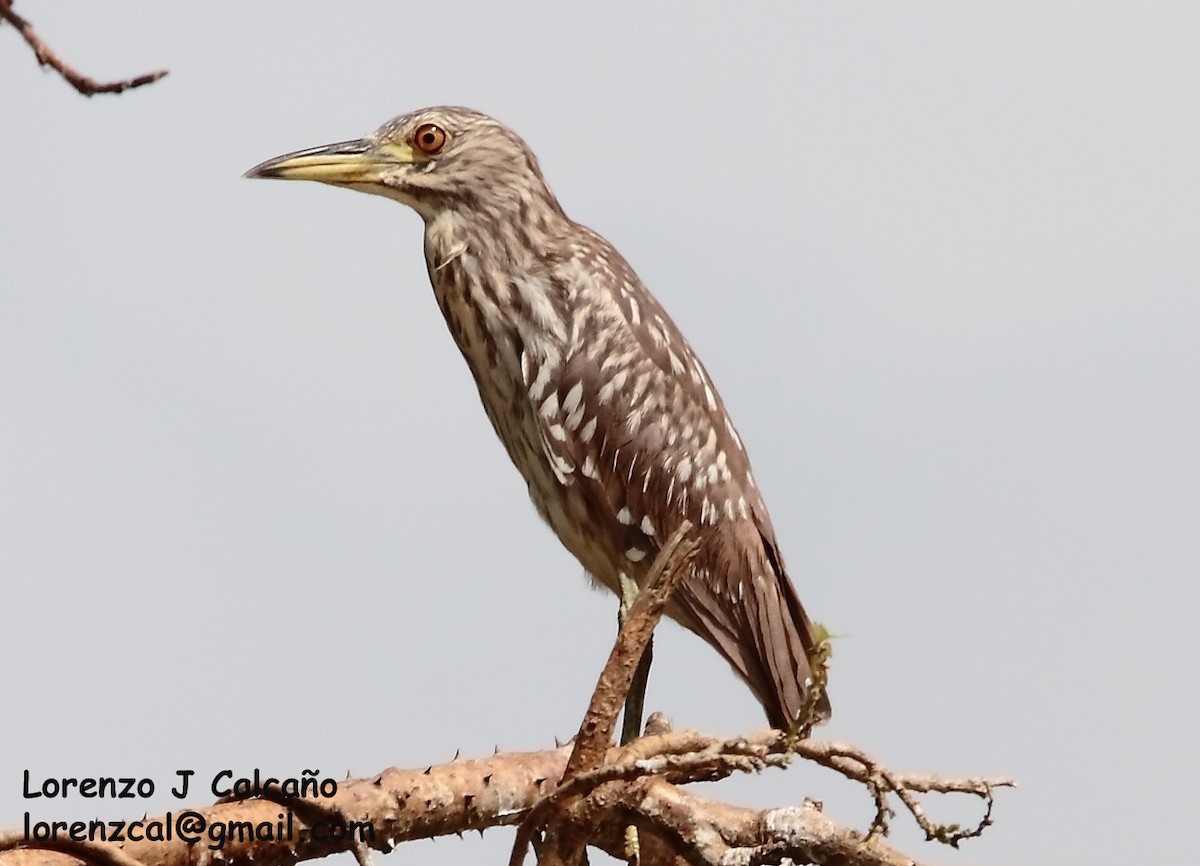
246,107,831,734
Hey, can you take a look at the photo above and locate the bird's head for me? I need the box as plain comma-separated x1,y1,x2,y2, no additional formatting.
245,106,563,223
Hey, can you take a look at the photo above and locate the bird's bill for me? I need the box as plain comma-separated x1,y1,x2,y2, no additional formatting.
244,139,415,183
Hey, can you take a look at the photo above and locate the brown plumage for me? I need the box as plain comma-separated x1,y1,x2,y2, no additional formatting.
246,106,830,729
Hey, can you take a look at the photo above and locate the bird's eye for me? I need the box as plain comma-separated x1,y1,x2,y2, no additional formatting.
413,123,447,155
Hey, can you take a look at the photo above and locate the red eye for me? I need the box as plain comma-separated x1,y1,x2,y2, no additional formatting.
414,123,447,155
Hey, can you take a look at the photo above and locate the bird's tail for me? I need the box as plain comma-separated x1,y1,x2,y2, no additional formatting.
751,554,833,730
672,532,831,730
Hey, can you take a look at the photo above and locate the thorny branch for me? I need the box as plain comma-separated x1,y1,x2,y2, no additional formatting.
0,523,1013,866
0,730,1013,866
0,0,167,96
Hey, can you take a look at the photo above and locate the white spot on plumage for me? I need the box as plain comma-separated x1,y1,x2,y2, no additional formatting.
625,404,647,436
640,515,656,536
582,454,598,479
568,310,586,351
723,499,735,520
515,278,567,341
676,456,693,483
563,381,584,416
580,417,597,443
540,393,559,419
738,496,749,518
629,371,651,405
625,547,647,562
548,423,566,441
550,452,573,481
618,507,634,525
529,359,555,401
628,295,641,324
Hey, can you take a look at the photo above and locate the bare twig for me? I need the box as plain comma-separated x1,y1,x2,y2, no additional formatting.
593,730,1013,850
790,738,1014,846
605,730,1015,847
0,0,167,96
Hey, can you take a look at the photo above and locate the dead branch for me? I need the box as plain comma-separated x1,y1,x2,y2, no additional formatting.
0,530,1013,866
0,0,167,96
0,728,1010,866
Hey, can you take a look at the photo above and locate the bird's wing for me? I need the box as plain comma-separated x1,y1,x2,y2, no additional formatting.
515,239,829,726
516,242,749,568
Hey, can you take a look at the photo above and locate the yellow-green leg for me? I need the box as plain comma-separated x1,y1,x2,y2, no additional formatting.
618,573,652,746
617,573,647,863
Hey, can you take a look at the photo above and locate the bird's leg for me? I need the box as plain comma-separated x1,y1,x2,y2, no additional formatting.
618,572,653,747
616,573,650,864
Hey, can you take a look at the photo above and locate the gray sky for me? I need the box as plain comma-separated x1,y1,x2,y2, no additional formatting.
2,2,1197,864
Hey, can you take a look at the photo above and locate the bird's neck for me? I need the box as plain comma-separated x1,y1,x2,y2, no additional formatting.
421,205,575,378
423,205,568,276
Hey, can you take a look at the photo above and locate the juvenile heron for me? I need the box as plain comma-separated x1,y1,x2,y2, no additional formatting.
246,107,831,732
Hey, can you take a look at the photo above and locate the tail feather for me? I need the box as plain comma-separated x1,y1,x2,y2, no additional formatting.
669,528,831,730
